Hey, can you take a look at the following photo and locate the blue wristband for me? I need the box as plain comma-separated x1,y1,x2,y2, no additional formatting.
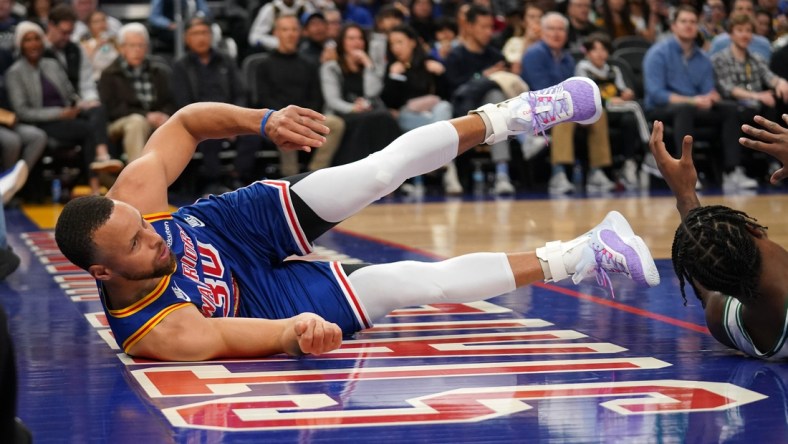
260,109,276,137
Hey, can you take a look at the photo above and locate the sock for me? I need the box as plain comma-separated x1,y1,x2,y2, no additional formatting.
348,253,516,323
552,165,565,177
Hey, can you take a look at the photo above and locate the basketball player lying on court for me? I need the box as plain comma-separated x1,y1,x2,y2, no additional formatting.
55,77,660,361
649,116,788,360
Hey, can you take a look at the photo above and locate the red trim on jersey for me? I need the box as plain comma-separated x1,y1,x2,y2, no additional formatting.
331,261,371,329
261,180,312,255
109,275,172,318
122,302,191,352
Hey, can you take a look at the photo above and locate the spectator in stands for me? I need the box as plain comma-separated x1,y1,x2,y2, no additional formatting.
597,0,646,40
769,25,788,121
428,16,458,63
25,0,52,29
565,0,602,51
699,0,727,49
79,10,118,82
369,5,405,78
248,0,314,52
324,7,342,42
71,0,120,42
0,0,23,52
149,0,211,52
710,0,772,62
98,23,175,163
576,32,648,190
409,0,436,46
44,5,99,105
643,5,755,189
0,66,47,203
502,2,543,75
629,0,670,42
172,16,262,192
298,10,329,66
754,7,776,40
7,21,121,196
445,4,518,194
712,13,788,188
382,24,460,195
320,23,401,166
332,0,373,28
256,14,344,177
522,12,616,194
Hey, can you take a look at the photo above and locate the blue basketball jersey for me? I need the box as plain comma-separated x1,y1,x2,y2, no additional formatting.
98,181,371,354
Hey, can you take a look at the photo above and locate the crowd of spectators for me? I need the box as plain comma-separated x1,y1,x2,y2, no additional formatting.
2,0,788,205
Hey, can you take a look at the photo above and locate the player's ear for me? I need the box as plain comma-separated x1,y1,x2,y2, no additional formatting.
89,264,111,280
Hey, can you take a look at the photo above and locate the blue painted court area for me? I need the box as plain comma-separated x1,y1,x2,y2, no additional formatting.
2,207,786,443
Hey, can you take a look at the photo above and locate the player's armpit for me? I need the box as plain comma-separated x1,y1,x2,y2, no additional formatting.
127,305,293,361
701,292,737,350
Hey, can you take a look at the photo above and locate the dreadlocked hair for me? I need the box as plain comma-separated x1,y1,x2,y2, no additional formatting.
671,205,765,305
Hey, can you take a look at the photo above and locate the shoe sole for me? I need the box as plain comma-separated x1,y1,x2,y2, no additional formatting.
565,76,603,126
597,211,660,287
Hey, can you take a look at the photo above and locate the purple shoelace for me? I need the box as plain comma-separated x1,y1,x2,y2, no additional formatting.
526,85,570,139
593,246,628,299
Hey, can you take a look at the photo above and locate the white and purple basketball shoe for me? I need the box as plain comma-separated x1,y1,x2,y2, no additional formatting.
471,76,603,145
573,211,660,293
537,211,660,296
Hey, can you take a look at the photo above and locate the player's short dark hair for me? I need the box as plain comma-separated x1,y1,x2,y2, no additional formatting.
55,196,115,271
48,4,78,25
671,205,764,304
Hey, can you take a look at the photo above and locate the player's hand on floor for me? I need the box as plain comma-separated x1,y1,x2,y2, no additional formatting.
740,114,788,184
292,313,342,355
265,105,330,153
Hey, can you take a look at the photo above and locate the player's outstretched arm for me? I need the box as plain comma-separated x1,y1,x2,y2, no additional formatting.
108,104,329,215
648,120,701,219
740,114,788,184
127,306,342,361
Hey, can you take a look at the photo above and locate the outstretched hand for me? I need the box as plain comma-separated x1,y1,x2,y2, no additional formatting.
289,313,342,356
740,114,788,184
264,105,330,153
648,120,698,196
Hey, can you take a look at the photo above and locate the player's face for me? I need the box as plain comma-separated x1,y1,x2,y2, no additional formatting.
91,201,176,282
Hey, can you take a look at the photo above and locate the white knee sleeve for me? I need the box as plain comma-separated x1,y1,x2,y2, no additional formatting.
348,253,516,323
291,121,459,222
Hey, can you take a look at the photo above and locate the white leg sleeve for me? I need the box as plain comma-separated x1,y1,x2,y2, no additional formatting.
347,253,516,324
291,121,459,222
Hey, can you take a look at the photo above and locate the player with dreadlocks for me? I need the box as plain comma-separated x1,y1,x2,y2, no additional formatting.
649,116,788,360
